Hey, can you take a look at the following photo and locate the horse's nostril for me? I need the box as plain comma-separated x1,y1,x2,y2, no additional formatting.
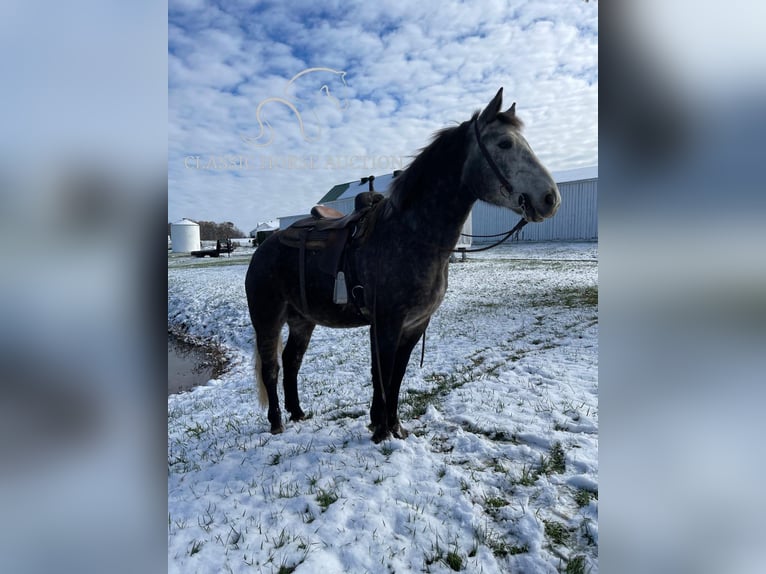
544,190,556,206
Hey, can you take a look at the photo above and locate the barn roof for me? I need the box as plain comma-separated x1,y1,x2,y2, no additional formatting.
249,221,279,236
552,165,598,183
317,172,399,203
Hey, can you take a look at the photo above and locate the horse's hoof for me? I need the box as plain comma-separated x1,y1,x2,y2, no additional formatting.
391,423,409,439
289,409,306,422
371,426,391,444
270,425,285,435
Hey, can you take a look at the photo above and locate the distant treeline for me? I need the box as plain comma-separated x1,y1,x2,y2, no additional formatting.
168,220,246,240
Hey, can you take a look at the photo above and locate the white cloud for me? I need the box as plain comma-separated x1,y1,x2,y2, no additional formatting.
169,0,598,230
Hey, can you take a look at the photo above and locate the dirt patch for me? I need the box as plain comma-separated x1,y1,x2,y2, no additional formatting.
167,330,228,395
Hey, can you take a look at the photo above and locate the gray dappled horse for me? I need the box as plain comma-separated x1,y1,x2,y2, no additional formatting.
245,88,560,443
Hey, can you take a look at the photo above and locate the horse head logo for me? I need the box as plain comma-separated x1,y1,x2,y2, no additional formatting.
241,67,349,147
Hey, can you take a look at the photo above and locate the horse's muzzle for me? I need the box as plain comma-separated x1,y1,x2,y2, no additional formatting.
521,188,560,222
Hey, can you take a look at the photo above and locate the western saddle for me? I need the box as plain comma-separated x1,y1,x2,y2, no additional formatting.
278,177,384,309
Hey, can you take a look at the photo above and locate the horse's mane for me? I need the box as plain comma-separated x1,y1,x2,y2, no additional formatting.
389,114,473,211
389,110,523,211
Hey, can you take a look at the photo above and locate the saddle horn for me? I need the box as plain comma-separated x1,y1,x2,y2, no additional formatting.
359,175,375,192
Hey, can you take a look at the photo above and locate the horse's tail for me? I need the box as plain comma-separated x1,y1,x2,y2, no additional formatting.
254,335,282,408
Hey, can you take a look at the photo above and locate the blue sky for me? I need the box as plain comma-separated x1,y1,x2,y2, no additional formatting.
168,0,598,232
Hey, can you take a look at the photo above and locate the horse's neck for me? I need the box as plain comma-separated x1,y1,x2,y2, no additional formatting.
389,122,474,251
401,179,475,250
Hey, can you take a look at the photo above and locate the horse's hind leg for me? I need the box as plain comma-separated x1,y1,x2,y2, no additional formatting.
255,323,286,434
283,310,315,422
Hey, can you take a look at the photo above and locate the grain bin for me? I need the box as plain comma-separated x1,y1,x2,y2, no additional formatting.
170,218,200,253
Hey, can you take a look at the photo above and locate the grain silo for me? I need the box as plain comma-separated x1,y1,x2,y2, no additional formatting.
170,218,201,253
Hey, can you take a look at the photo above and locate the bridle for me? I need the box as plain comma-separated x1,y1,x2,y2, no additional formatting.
473,118,517,198
456,119,528,253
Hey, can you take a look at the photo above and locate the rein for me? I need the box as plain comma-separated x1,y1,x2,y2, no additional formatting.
452,120,528,253
456,217,527,253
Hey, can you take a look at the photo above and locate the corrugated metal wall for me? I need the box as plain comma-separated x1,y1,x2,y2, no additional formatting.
323,197,357,216
279,178,596,242
471,178,597,242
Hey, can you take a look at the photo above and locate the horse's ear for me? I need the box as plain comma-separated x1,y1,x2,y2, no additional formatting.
478,88,504,126
497,102,516,123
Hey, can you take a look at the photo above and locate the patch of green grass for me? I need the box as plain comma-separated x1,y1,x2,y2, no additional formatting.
425,540,464,572
402,379,455,418
403,369,478,418
184,422,207,439
566,555,587,574
515,463,540,486
574,489,592,508
306,473,320,491
544,441,566,474
474,523,527,558
403,388,437,418
444,550,463,571
460,421,516,443
189,539,204,556
533,285,598,309
544,520,571,546
484,496,508,510
316,488,339,511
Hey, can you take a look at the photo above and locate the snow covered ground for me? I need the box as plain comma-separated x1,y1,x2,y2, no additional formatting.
168,241,598,573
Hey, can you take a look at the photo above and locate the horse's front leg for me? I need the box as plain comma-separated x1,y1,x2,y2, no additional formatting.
387,325,429,439
368,322,403,443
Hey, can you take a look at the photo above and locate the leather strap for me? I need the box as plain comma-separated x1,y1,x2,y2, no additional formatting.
298,231,309,312
473,119,514,197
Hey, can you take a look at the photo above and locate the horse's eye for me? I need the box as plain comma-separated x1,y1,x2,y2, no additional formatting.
498,140,513,149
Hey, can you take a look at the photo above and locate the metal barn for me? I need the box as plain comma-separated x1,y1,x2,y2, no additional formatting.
278,165,596,243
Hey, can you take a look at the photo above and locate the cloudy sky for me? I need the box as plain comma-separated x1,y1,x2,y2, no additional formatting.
169,0,598,232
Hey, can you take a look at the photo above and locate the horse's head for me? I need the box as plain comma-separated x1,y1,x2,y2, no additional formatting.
462,88,560,222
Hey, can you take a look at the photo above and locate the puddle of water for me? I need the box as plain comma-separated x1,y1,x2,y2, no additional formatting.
168,334,219,395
